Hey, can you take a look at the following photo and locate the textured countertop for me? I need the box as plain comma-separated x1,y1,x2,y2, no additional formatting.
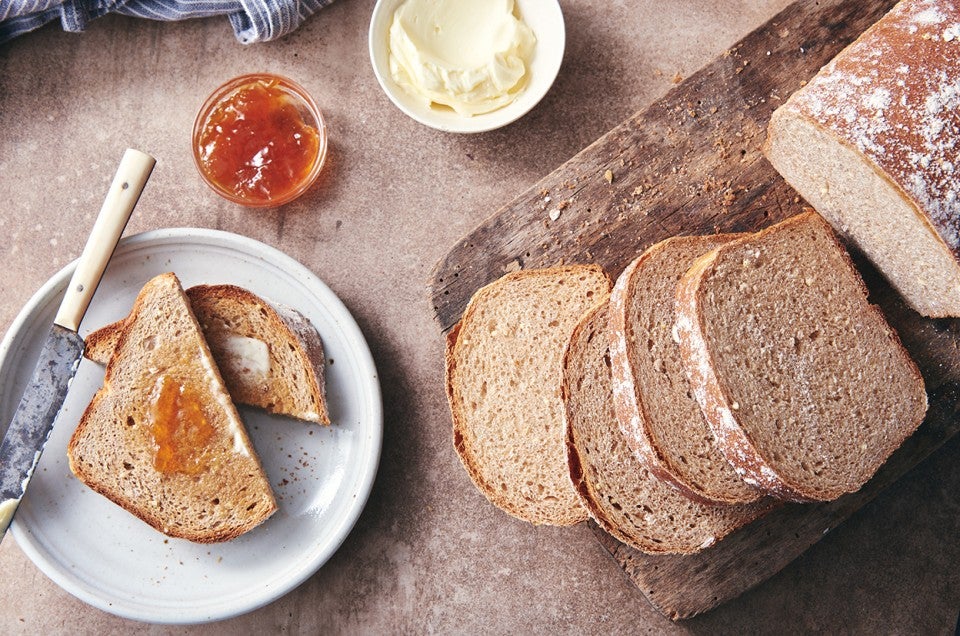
1,1,959,633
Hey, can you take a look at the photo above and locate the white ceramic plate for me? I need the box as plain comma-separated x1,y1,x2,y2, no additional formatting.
0,229,382,624
368,0,565,133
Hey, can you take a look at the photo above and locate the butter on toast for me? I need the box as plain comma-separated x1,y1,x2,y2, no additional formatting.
68,273,277,543
85,284,330,424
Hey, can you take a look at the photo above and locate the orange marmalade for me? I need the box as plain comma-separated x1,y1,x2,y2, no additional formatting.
151,376,215,475
193,74,327,207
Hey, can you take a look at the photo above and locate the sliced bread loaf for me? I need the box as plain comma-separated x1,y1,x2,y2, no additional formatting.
609,234,762,505
446,265,612,526
564,303,771,554
85,284,330,424
68,273,277,543
764,0,960,317
674,212,927,502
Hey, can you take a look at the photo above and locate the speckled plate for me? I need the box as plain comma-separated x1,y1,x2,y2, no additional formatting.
0,229,382,624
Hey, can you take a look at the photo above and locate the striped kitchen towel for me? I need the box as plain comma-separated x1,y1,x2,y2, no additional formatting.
0,0,335,44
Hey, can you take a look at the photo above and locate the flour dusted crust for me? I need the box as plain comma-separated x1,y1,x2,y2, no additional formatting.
608,235,762,505
673,250,789,498
781,0,960,253
765,0,960,316
564,304,773,553
674,213,927,502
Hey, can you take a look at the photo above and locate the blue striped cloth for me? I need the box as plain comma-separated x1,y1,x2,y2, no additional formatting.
0,0,334,44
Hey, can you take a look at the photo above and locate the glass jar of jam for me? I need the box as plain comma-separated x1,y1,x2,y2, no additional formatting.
192,73,327,207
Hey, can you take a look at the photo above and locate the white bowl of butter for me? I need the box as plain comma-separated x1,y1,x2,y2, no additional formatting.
369,0,565,133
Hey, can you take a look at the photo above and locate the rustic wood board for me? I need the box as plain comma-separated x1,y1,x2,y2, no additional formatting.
428,0,960,621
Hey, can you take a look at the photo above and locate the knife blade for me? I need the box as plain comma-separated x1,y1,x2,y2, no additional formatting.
0,148,156,541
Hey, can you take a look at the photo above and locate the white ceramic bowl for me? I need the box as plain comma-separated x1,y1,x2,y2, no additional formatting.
368,0,565,133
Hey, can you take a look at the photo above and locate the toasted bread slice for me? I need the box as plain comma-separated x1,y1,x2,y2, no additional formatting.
674,212,927,502
608,234,762,505
68,273,277,543
85,284,329,424
564,303,771,554
446,265,612,526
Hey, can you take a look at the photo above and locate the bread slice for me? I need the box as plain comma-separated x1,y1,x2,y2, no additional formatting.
564,303,771,554
85,284,329,424
609,234,762,505
446,265,612,526
674,212,927,502
68,273,277,543
764,0,960,317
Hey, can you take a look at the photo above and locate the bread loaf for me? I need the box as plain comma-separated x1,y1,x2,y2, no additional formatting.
765,0,960,317
68,273,277,543
608,234,762,505
564,303,772,554
85,284,330,424
674,212,927,502
446,265,612,526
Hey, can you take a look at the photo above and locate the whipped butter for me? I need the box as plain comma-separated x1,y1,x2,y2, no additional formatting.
388,0,536,116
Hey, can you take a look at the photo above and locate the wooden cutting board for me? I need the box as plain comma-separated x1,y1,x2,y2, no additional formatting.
427,0,960,620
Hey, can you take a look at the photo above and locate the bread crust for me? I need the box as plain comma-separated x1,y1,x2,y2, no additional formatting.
608,235,761,506
565,304,662,548
674,212,927,502
446,265,611,526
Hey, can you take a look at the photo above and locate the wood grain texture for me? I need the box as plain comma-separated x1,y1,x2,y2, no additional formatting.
427,0,898,331
429,0,960,621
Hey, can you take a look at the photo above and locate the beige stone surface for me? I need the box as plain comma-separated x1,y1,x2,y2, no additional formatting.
0,0,958,633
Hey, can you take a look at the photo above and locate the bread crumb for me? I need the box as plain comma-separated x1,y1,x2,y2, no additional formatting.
548,208,562,221
604,170,614,184
504,260,522,273
671,72,683,84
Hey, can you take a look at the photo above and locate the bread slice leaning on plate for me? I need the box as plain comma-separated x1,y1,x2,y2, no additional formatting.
85,284,330,425
68,273,277,543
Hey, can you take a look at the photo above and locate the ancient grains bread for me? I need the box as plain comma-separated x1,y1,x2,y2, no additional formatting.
564,303,772,554
764,0,960,317
674,212,928,502
68,273,277,543
85,284,330,424
446,265,612,526
608,234,762,505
